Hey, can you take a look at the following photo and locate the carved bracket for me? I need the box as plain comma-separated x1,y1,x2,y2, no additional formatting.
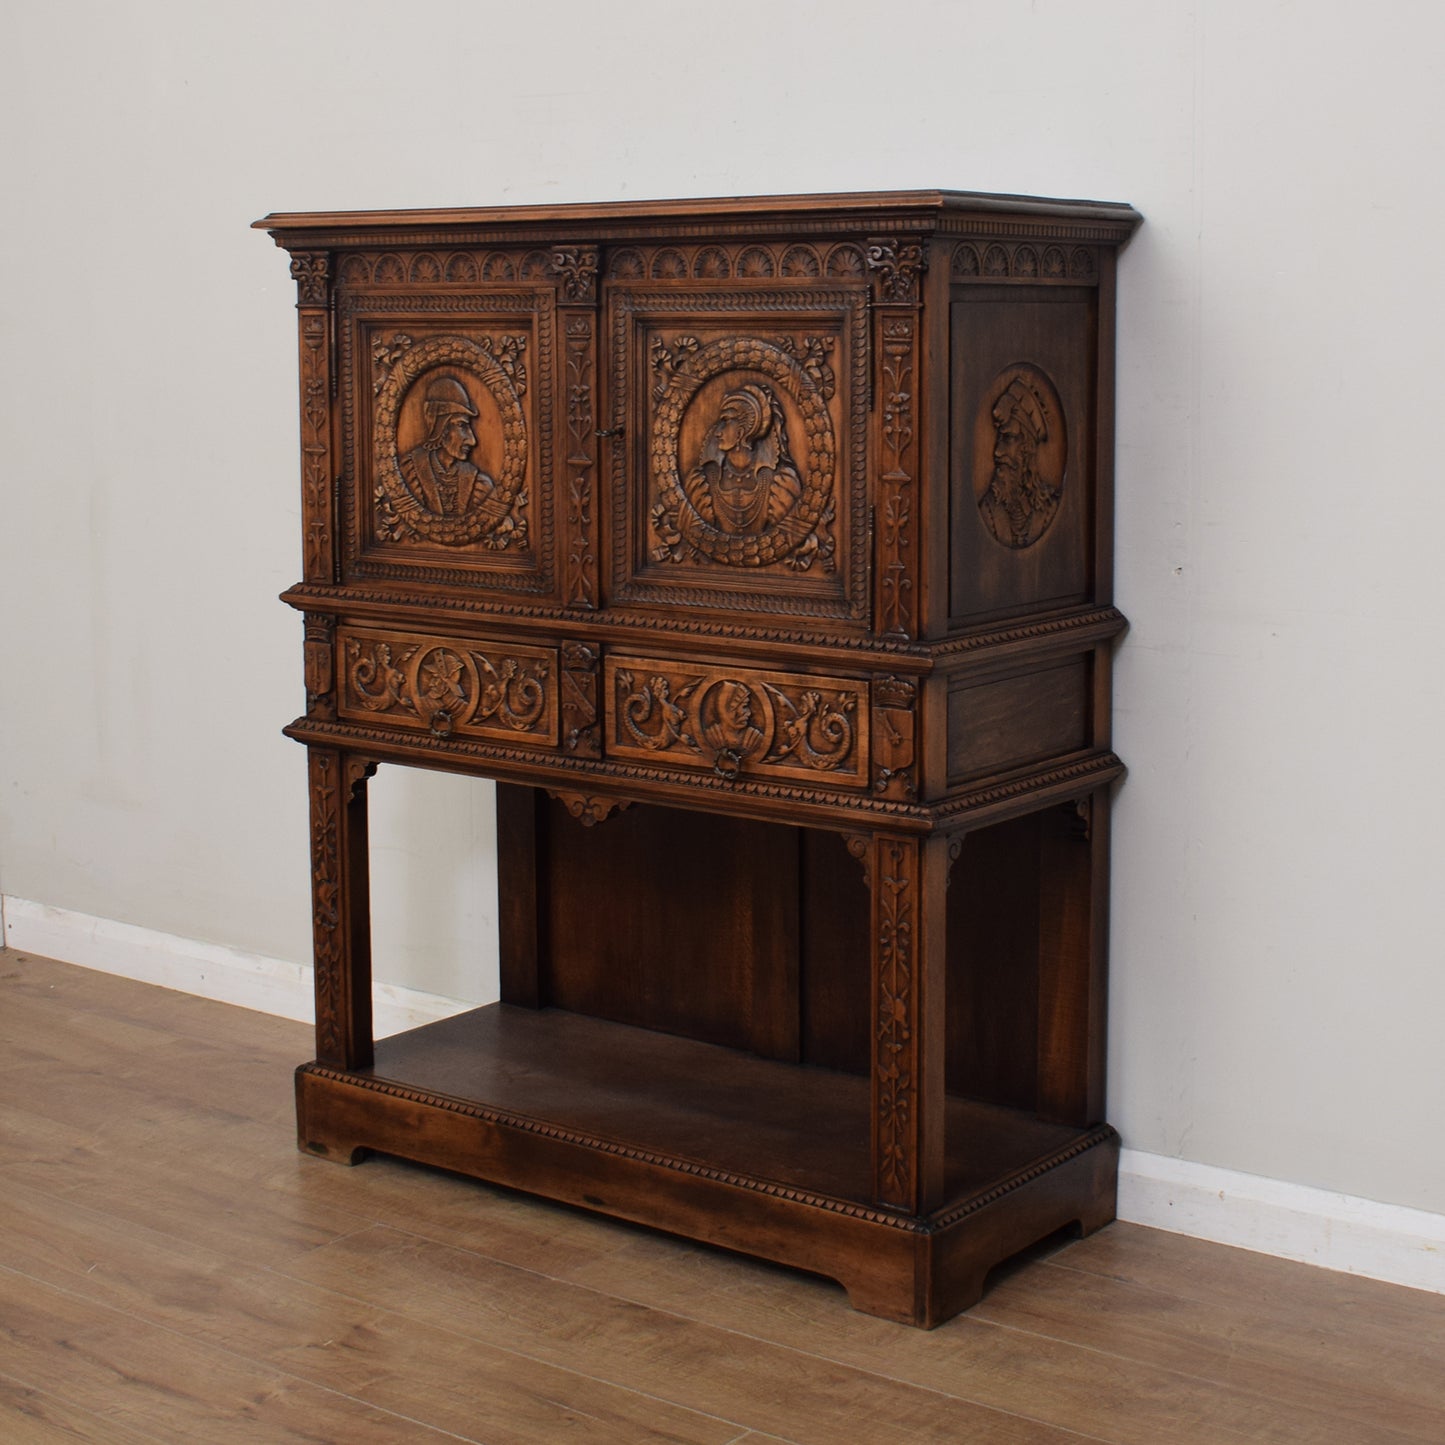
290,252,330,307
549,791,633,827
866,239,928,304
550,246,600,304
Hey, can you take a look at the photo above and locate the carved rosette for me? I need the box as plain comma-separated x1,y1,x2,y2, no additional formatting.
339,628,558,747
605,655,868,787
372,332,530,550
560,641,601,757
648,334,838,572
871,677,918,799
873,836,920,1210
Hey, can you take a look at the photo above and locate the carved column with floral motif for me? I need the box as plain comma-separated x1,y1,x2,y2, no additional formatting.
552,246,601,610
290,252,336,586
307,747,374,1071
864,829,949,1215
867,239,927,642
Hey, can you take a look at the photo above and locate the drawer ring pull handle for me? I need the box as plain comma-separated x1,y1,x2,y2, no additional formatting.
712,749,744,783
429,710,454,738
594,425,625,439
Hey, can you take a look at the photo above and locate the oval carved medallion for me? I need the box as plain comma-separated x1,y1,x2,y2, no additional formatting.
973,363,1067,550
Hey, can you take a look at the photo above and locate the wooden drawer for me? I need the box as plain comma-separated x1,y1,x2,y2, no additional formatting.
603,653,870,788
338,625,559,748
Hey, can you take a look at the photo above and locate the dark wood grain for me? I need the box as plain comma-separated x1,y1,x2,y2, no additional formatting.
262,188,1140,1325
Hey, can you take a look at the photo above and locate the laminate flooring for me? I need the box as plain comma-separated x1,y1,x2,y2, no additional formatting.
2,948,1441,1444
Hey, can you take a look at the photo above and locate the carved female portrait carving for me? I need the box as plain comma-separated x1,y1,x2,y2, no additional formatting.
372,333,530,550
684,384,804,538
649,334,838,572
973,364,1067,550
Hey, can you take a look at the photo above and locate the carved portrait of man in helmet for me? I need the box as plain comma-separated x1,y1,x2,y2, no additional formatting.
399,374,503,522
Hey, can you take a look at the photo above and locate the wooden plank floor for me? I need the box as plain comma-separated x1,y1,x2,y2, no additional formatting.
2,949,1441,1444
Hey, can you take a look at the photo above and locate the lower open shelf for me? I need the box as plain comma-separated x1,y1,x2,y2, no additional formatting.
296,1003,1119,1326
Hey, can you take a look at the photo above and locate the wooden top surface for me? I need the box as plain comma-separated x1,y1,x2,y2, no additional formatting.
255,188,1142,240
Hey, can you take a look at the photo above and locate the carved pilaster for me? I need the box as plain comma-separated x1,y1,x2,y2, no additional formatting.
293,253,335,586
562,314,600,608
307,747,373,1069
865,832,946,1215
303,613,336,719
871,676,918,799
866,239,926,642
873,835,921,1209
560,641,601,757
875,314,920,641
553,244,600,610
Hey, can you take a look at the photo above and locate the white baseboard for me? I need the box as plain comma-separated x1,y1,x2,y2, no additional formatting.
1,895,470,1038
1118,1148,1445,1296
5,893,1442,1296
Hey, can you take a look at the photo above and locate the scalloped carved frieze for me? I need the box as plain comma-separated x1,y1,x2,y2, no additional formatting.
338,627,558,748
607,241,867,283
950,241,1097,283
605,654,870,789
337,249,554,287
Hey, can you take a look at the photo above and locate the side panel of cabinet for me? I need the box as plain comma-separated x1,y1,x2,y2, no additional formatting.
603,264,871,626
333,250,562,601
948,285,1099,623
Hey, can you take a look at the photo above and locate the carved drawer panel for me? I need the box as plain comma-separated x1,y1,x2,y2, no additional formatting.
338,626,558,748
604,654,870,788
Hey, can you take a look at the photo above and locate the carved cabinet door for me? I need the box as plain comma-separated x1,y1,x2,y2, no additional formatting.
603,246,872,628
333,248,563,602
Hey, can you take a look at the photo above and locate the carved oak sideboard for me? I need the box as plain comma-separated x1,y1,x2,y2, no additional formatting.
257,190,1141,1327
